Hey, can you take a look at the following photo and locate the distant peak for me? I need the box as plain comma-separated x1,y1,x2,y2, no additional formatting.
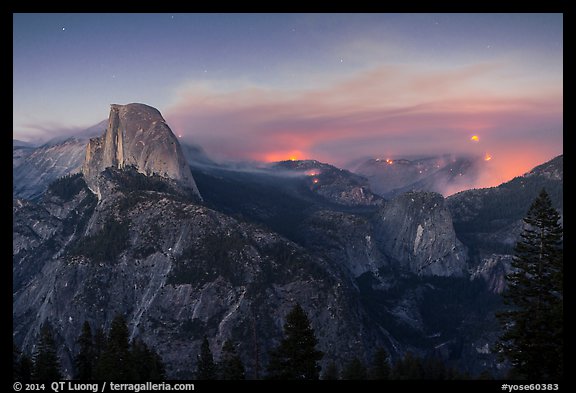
108,103,165,123
272,159,328,170
523,155,563,181
111,102,161,114
82,103,202,199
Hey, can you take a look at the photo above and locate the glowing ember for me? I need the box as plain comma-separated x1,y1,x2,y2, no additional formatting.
471,135,479,142
484,153,492,161
386,159,393,164
312,178,319,184
306,170,320,176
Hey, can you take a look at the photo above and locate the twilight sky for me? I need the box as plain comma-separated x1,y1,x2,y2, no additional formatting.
13,13,563,187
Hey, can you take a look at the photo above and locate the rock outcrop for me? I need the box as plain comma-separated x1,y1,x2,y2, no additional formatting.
13,138,89,200
272,160,382,206
82,103,201,199
375,191,467,276
13,174,377,379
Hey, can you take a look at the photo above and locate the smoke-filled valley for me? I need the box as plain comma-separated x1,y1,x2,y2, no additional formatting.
13,103,563,380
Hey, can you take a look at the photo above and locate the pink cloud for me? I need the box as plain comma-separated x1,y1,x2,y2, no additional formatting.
164,63,562,186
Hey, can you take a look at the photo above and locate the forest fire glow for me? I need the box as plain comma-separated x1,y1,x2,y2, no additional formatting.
312,178,319,184
471,135,479,142
386,159,393,164
484,153,492,161
262,150,305,163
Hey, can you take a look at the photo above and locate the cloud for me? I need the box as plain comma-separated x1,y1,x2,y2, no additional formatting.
164,63,562,188
14,121,91,143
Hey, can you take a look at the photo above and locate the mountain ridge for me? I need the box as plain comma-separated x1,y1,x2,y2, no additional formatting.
350,154,486,198
12,103,563,378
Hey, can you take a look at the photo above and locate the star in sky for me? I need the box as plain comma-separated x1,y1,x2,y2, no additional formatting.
12,13,562,189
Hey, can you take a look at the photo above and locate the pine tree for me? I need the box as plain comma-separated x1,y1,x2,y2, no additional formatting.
478,369,494,380
195,336,216,380
32,323,63,380
13,344,33,381
391,352,423,380
496,189,563,379
421,356,448,380
19,354,33,381
92,327,107,367
131,338,149,379
266,303,324,380
369,347,390,380
74,321,94,380
341,357,368,380
94,314,136,380
131,338,165,380
13,343,21,380
218,340,245,380
321,361,339,380
149,348,166,380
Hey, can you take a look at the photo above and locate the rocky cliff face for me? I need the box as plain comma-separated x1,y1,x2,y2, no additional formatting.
15,106,562,379
13,163,496,379
13,170,381,378
13,138,89,200
82,103,201,199
193,161,467,279
299,210,386,277
375,191,468,277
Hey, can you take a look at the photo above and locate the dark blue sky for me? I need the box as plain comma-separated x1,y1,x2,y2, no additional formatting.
13,13,562,187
